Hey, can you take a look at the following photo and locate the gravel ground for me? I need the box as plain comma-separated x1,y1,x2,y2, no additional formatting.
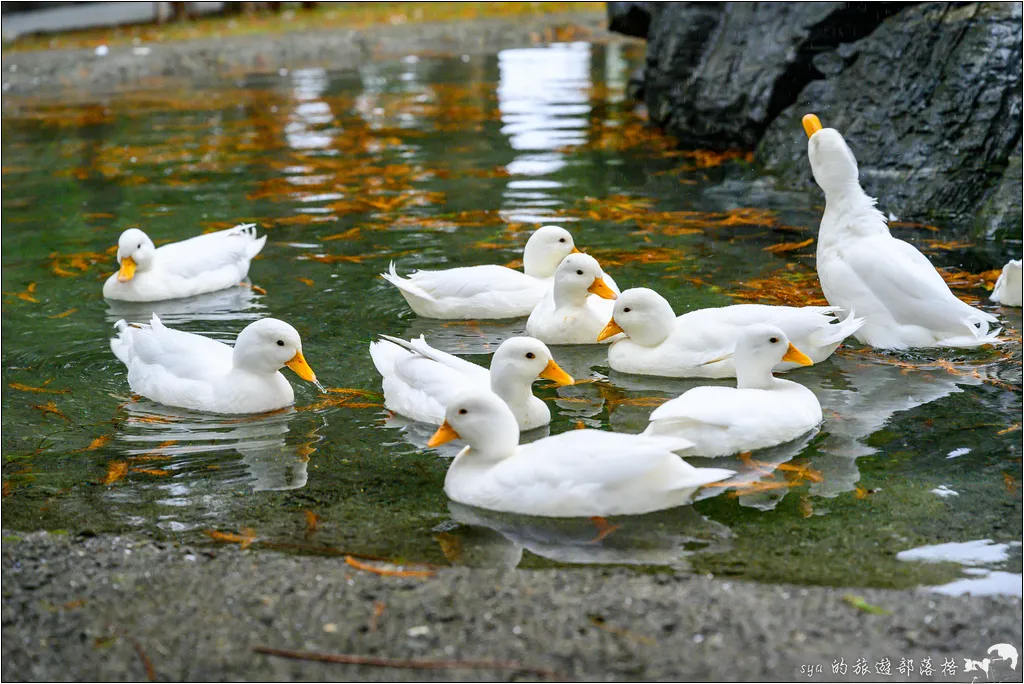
2,531,1021,682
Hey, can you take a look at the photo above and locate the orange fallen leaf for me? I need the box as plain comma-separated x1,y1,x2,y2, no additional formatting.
997,423,1021,435
1004,472,1018,495
47,308,78,318
32,401,70,420
763,238,814,254
102,461,129,485
855,486,870,499
82,435,111,451
344,555,434,578
369,601,386,632
2,481,11,497
131,468,170,476
321,227,361,241
798,495,813,518
9,382,69,394
295,277,314,287
205,528,257,549
304,510,319,535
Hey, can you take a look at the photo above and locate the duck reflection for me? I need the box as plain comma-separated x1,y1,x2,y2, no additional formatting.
435,502,731,569
115,399,322,492
104,283,264,326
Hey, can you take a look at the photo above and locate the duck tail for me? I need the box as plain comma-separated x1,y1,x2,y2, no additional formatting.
369,336,413,377
110,319,133,365
813,308,866,348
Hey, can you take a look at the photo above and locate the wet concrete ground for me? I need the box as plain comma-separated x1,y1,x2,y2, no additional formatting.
3,531,1021,682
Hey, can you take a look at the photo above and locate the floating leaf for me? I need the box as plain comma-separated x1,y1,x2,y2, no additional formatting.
31,401,70,420
763,238,814,254
206,528,257,549
9,382,69,394
344,555,434,578
101,461,129,485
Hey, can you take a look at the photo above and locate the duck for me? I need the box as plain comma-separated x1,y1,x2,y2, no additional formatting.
110,314,318,414
802,114,1000,348
369,334,574,431
525,252,619,344
643,325,822,457
102,223,267,302
991,259,1022,307
383,225,609,319
428,389,735,517
598,287,863,378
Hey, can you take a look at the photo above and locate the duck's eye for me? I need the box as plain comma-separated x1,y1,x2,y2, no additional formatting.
623,307,631,313
769,337,779,344
559,238,566,243
137,243,142,249
458,408,468,415
276,340,285,346
525,352,535,359
576,269,584,276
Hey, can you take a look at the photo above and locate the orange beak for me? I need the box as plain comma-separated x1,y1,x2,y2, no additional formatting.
782,343,813,366
571,246,581,254
539,358,574,385
587,276,617,300
117,256,137,282
802,114,823,138
285,351,318,382
597,318,625,342
428,420,460,447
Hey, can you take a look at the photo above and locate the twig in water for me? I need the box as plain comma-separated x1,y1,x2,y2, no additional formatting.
344,555,434,578
253,646,561,678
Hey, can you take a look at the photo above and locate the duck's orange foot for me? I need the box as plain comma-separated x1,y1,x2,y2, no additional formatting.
588,516,621,543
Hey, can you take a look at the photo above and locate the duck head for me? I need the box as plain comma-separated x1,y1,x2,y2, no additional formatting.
490,336,574,389
553,253,617,306
803,114,861,197
598,287,676,345
115,228,156,282
428,389,520,457
522,225,579,278
730,324,812,389
233,318,317,383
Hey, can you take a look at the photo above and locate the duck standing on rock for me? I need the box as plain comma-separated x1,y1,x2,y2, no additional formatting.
802,114,1000,349
991,259,1022,307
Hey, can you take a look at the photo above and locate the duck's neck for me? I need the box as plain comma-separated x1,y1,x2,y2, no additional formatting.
630,314,675,347
735,363,783,390
489,365,534,411
553,280,589,308
523,243,557,279
820,183,890,245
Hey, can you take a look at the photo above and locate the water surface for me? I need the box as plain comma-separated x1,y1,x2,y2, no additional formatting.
2,40,1021,593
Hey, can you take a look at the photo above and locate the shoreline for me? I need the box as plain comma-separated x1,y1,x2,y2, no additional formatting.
1,11,617,97
3,530,1022,682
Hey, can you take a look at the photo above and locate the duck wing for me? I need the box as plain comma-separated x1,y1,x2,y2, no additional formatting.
827,236,997,333
123,314,234,380
155,223,266,280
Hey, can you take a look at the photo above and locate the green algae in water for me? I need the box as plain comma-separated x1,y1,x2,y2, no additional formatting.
1,42,1021,594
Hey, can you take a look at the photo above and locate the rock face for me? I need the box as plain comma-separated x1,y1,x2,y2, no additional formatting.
618,2,1024,240
759,3,1023,236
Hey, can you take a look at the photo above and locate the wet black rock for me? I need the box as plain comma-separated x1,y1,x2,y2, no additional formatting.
758,3,1023,237
613,1,1024,239
643,2,907,149
607,1,653,39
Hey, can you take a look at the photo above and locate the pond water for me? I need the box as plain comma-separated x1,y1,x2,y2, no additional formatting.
2,39,1021,593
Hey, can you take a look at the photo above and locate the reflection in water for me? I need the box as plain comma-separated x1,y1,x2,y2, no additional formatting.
498,42,591,221
438,502,731,569
104,283,265,326
113,401,323,531
895,539,1023,597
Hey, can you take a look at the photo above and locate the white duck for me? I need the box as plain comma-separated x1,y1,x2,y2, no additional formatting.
525,253,619,344
369,334,574,431
428,389,735,517
598,288,862,378
644,325,822,457
102,223,267,302
803,114,1000,348
110,314,318,414
383,225,605,319
991,259,1022,307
